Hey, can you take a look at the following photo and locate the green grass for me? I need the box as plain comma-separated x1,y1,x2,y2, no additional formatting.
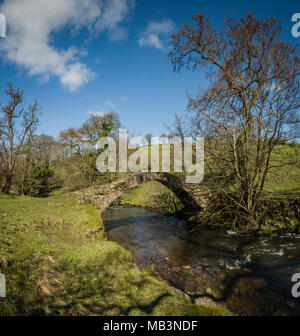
0,193,230,316
264,144,300,195
118,181,184,215
143,143,300,197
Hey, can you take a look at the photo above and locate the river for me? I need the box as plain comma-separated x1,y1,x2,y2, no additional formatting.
103,205,300,316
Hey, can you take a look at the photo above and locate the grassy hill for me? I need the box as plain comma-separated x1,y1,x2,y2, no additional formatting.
119,143,300,214
0,192,230,316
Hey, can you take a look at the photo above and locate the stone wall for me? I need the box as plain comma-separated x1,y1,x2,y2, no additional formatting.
77,172,209,216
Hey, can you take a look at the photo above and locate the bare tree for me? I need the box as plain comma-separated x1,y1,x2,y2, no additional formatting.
59,112,121,154
145,133,153,145
59,127,83,156
169,13,300,230
164,113,189,141
19,134,58,195
0,83,40,193
79,112,121,143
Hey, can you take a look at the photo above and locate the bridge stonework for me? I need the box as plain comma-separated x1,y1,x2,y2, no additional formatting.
77,173,209,216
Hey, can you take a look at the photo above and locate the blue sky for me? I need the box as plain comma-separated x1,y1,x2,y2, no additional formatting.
0,0,299,138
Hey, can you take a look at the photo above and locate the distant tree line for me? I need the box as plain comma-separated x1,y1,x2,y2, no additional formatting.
0,83,121,196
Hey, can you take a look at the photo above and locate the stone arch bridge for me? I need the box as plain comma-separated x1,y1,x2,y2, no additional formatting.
78,172,208,215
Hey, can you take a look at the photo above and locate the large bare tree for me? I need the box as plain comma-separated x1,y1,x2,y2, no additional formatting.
0,83,40,193
169,13,300,230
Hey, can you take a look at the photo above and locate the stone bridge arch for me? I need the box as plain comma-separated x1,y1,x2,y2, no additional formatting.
78,172,208,215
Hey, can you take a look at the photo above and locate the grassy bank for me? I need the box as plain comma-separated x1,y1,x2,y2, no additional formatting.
262,144,300,195
0,193,230,316
117,180,184,216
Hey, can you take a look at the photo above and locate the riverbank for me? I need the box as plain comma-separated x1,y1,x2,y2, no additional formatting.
0,192,230,316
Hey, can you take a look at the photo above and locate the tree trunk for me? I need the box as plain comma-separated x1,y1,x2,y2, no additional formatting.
2,173,12,193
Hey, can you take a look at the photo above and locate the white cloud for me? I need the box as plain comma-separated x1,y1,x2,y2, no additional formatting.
88,100,117,116
138,19,175,50
0,0,135,91
105,100,116,108
87,109,108,117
